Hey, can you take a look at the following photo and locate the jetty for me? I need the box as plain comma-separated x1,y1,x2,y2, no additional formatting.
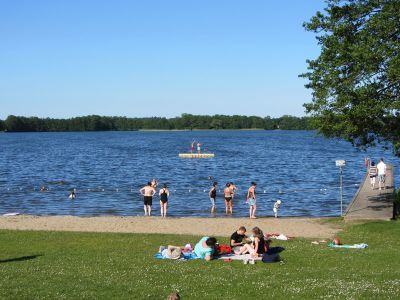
345,165,395,220
178,153,215,158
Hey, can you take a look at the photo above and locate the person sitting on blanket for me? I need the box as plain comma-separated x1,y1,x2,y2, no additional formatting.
194,236,217,261
230,226,247,253
235,227,266,257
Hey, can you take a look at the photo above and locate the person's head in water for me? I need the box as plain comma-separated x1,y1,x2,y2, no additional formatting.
163,184,168,189
380,158,384,162
147,182,152,186
371,161,375,166
206,237,217,247
226,183,231,188
251,181,257,186
213,181,218,187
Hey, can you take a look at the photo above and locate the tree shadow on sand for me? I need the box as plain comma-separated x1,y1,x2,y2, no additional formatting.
0,254,43,264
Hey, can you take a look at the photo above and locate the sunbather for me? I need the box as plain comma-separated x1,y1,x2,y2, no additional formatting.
194,236,217,261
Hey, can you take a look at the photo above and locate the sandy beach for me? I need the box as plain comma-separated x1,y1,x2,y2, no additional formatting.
0,215,339,238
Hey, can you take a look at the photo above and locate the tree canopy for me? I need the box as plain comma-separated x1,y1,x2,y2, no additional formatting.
301,0,400,156
0,114,314,132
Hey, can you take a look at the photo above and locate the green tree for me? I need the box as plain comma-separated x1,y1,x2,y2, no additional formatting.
301,0,400,155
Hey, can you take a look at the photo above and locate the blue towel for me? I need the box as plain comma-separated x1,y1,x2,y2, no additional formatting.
153,252,199,260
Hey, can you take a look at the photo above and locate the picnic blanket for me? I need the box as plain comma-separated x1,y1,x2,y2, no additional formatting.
218,254,262,261
153,252,198,260
266,233,294,240
328,243,368,249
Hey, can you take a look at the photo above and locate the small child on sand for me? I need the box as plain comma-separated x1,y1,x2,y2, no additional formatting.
273,200,281,218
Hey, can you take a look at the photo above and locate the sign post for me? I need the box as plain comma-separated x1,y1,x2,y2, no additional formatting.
335,160,346,216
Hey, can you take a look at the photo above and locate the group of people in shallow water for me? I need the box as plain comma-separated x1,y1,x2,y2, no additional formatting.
209,181,258,218
140,179,282,219
192,226,267,261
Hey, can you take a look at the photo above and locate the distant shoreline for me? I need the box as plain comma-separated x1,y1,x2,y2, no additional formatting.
0,129,313,133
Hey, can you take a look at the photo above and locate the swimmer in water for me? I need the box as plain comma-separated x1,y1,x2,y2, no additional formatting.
140,182,156,216
247,182,257,219
159,184,170,217
69,191,76,200
40,186,48,192
224,183,233,215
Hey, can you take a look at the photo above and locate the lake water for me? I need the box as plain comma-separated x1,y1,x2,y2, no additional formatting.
0,131,398,217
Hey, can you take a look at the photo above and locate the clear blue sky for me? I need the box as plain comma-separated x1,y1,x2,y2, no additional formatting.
0,0,325,119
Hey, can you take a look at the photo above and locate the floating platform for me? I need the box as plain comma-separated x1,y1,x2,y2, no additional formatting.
178,153,215,158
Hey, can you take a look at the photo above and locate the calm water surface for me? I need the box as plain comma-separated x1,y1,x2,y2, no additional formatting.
0,131,398,217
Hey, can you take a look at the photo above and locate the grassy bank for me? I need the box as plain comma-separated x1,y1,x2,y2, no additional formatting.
1,221,399,299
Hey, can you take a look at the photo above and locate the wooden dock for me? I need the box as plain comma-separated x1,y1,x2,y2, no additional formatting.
345,165,395,220
178,153,215,158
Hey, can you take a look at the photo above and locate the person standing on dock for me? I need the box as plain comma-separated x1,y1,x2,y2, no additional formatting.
191,140,196,153
197,142,201,154
209,181,218,213
140,182,156,216
247,182,257,219
377,158,387,190
369,161,378,190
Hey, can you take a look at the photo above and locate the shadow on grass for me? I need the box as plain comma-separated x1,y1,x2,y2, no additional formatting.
0,254,43,264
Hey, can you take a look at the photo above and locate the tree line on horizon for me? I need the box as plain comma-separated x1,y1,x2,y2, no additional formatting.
0,114,314,132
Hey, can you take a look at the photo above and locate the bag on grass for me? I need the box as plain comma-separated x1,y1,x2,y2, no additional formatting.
216,244,232,255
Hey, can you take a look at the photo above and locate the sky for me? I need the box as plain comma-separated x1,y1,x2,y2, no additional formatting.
0,0,325,119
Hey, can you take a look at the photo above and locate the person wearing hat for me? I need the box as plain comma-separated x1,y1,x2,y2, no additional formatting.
194,237,217,261
273,199,282,218
161,245,182,260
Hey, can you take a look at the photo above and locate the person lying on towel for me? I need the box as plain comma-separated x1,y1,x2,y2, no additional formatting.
194,237,218,261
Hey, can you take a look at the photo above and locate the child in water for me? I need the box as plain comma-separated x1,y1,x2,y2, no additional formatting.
273,200,281,218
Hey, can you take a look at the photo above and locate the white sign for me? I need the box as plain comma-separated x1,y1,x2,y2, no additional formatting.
335,160,346,167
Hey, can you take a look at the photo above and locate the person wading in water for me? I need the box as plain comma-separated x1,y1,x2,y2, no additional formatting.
159,184,170,217
247,182,257,219
224,183,233,216
209,181,218,213
140,182,156,216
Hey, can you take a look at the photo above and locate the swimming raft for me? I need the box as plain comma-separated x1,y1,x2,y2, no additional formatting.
178,153,215,158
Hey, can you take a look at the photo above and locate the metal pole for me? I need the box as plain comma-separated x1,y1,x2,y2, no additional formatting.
340,167,343,216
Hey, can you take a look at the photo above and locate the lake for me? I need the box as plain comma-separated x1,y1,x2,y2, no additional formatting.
0,131,398,217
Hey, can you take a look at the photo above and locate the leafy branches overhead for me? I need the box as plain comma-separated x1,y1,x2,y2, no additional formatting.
301,0,400,155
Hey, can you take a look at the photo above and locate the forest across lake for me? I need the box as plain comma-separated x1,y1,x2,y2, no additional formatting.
0,114,314,132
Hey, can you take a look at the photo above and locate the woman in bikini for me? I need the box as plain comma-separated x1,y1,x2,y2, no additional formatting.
224,183,233,215
159,184,170,217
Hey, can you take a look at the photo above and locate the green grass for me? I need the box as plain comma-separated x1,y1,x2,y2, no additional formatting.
1,221,400,299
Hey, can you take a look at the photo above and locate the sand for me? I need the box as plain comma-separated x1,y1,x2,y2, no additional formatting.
0,215,339,238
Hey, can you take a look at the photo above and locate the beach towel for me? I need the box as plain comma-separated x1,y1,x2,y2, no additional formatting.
266,233,294,240
328,243,368,249
2,212,20,216
153,252,198,260
218,254,262,261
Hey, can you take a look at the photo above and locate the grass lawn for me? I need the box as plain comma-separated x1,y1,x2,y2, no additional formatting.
1,220,400,299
